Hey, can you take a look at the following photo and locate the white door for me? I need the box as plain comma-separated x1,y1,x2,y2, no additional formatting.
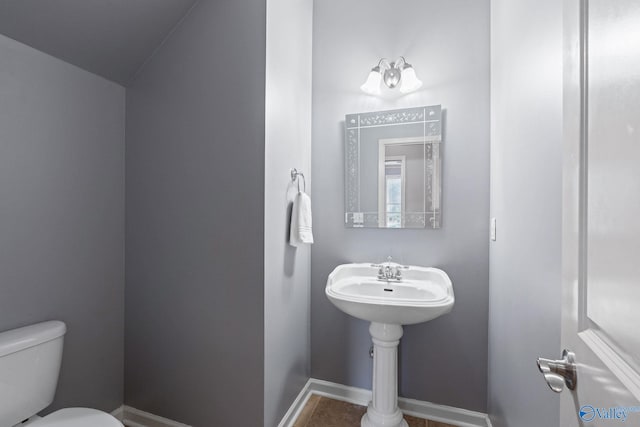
554,0,640,425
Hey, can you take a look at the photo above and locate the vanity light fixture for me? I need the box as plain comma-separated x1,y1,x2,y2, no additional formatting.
360,57,423,95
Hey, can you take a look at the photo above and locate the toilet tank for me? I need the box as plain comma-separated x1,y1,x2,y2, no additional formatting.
0,321,66,426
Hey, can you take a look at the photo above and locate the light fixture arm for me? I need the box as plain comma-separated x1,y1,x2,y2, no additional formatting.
393,57,407,69
377,58,392,71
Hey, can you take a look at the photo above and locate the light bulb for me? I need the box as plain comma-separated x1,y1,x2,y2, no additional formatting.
360,67,382,95
399,65,423,94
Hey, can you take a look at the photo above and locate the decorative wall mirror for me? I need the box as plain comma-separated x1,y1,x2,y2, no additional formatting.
344,105,442,229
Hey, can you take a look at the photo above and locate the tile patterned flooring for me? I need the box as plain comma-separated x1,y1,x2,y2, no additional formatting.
293,395,457,427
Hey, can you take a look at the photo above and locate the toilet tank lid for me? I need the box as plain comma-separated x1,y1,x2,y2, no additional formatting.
0,321,66,358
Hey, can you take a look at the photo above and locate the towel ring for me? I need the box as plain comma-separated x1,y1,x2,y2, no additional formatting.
290,168,306,192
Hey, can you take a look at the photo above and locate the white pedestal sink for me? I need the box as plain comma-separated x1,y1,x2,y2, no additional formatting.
325,263,454,427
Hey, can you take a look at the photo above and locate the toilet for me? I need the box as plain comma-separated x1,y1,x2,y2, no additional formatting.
0,321,123,427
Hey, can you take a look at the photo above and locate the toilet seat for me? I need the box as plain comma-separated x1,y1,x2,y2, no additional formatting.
31,408,123,427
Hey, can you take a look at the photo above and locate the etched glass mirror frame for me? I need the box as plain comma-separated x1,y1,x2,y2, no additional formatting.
344,105,442,229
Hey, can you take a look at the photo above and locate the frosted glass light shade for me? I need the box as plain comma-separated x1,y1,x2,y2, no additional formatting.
399,66,423,93
361,68,382,95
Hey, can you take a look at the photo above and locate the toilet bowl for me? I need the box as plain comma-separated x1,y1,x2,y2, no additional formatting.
29,408,122,427
0,321,124,427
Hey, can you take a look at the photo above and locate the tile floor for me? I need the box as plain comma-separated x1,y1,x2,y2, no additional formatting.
293,395,458,427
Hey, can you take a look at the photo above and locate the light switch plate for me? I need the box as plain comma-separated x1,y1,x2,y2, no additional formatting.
490,217,497,241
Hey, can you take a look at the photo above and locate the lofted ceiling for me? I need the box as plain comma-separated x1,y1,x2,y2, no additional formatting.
0,0,197,85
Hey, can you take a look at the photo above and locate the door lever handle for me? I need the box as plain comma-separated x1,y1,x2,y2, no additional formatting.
537,349,577,392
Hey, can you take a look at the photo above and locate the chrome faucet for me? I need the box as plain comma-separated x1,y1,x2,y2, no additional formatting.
373,256,403,281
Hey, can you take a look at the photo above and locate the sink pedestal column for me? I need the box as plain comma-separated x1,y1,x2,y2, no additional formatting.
361,322,408,427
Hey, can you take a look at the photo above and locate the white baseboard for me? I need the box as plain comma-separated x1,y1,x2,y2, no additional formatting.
111,405,191,427
276,380,314,427
277,378,491,427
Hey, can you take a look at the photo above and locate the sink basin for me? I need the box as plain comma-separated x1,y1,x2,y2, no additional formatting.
325,263,454,325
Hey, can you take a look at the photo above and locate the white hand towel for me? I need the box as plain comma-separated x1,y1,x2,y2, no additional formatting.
289,191,314,247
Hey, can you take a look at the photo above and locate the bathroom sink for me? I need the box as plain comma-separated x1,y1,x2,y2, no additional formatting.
326,262,454,427
325,263,454,325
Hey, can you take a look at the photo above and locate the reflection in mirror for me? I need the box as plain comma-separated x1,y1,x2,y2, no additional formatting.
344,105,442,229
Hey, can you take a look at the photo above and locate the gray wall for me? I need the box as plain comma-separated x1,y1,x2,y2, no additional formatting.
0,35,125,413
264,0,313,425
124,0,266,425
487,0,563,426
311,0,490,412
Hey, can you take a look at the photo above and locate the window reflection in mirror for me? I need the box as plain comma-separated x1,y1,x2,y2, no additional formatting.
384,158,404,228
